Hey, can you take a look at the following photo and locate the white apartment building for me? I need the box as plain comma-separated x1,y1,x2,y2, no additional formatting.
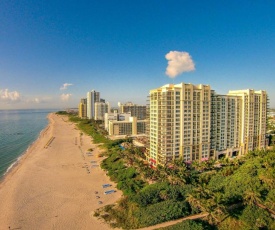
87,90,100,119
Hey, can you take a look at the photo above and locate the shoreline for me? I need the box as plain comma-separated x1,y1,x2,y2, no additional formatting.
0,113,122,229
0,113,52,186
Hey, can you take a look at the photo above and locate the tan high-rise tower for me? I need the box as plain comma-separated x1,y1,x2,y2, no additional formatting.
147,84,267,167
227,89,267,154
147,83,211,167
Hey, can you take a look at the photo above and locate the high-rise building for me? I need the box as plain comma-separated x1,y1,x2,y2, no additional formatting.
95,102,110,121
87,90,100,119
78,98,87,118
118,102,147,120
147,83,211,167
227,89,267,153
210,92,242,158
147,83,267,167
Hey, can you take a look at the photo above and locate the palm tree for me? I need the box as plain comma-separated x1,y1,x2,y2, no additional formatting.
265,196,275,211
191,160,201,171
185,194,206,213
243,189,275,216
259,170,275,189
243,189,262,206
177,168,188,183
206,204,226,225
159,190,169,200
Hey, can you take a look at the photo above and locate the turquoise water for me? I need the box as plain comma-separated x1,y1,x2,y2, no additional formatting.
0,109,55,179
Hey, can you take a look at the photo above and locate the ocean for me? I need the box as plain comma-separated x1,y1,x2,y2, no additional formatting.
0,109,55,179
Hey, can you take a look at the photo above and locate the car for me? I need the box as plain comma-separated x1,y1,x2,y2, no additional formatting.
96,196,100,199
94,191,98,194
98,201,103,204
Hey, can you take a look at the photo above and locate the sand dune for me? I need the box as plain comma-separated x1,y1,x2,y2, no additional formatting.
0,113,122,230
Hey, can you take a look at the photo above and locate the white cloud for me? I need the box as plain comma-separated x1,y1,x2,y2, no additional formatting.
24,96,52,104
34,98,40,103
60,93,72,101
165,51,195,78
60,83,73,90
0,89,21,103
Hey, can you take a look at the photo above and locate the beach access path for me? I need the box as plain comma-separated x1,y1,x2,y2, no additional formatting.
0,113,122,230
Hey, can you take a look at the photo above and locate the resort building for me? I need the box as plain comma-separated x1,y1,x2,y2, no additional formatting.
87,90,100,119
104,112,131,131
78,98,87,118
94,102,110,121
108,117,147,136
146,83,211,167
118,102,147,120
147,83,268,167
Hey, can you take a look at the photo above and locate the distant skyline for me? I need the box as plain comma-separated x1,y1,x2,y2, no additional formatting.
1,0,275,109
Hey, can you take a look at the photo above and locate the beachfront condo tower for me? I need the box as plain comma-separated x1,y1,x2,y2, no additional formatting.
87,90,100,119
146,83,211,167
78,98,87,118
227,89,267,154
147,83,267,167
210,92,242,158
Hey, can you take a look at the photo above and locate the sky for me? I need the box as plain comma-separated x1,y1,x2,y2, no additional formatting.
1,0,275,109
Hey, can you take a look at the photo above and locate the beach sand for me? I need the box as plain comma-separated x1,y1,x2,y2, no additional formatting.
0,113,122,230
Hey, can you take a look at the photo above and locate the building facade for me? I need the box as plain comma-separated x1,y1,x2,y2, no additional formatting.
108,117,147,136
104,112,131,131
147,83,267,167
78,98,87,118
228,89,267,153
87,90,100,119
118,102,147,120
147,83,211,167
94,102,110,121
210,92,242,158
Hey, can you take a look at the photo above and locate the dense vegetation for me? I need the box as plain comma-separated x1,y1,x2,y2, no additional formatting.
98,149,275,229
267,116,275,145
56,110,68,115
157,219,213,230
64,114,275,229
67,115,111,144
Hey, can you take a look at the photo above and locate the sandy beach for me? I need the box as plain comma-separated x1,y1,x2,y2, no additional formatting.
0,113,122,230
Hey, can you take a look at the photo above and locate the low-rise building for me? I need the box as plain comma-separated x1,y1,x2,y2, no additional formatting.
104,112,131,131
108,117,147,136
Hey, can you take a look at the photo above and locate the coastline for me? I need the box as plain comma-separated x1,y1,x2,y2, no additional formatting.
0,113,122,229
0,113,52,186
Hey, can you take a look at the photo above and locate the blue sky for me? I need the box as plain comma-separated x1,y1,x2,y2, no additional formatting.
1,0,275,109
